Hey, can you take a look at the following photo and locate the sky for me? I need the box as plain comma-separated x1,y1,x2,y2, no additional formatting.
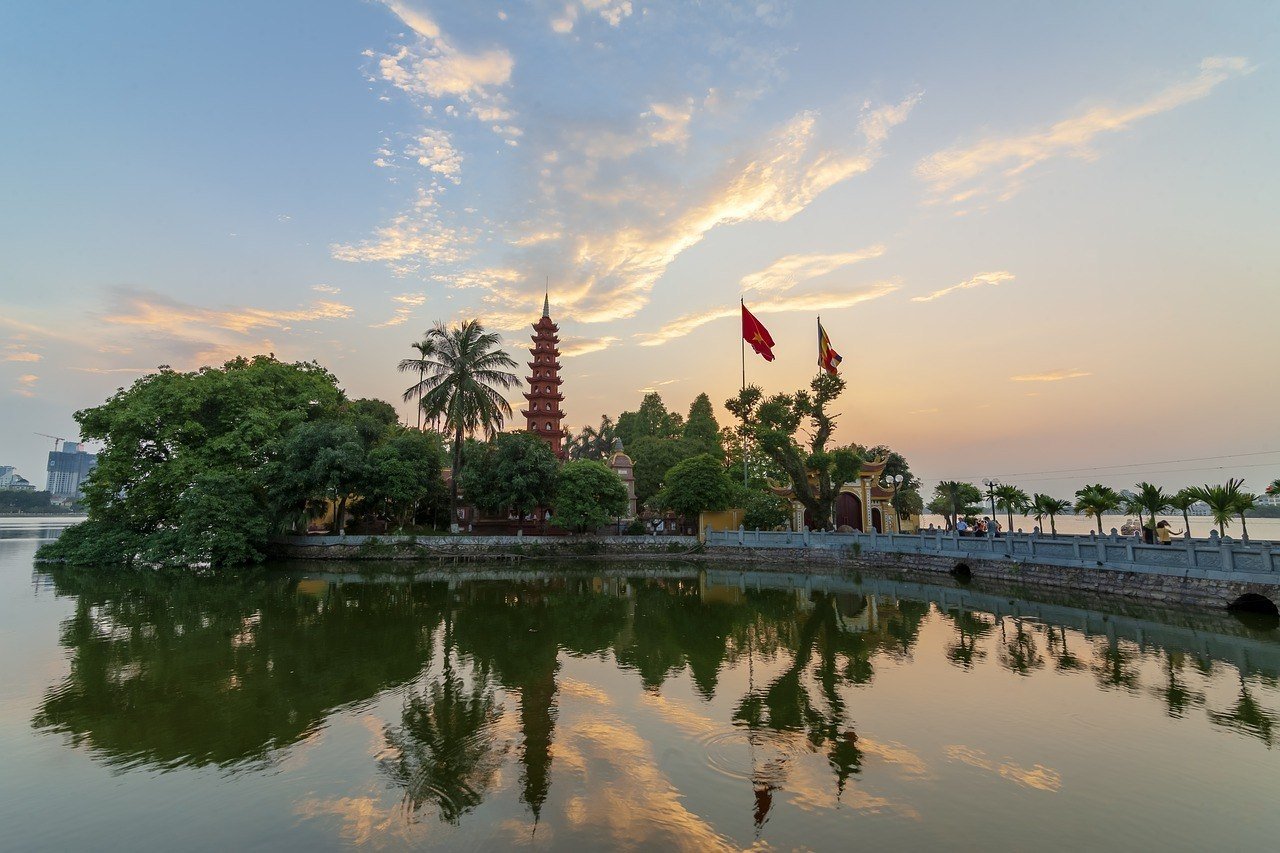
1,1,1278,497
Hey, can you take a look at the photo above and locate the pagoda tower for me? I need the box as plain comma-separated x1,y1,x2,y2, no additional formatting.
522,293,566,457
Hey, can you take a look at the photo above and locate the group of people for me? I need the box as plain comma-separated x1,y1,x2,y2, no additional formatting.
927,517,1004,536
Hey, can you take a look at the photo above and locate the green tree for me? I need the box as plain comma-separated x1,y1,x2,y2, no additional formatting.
1186,478,1255,540
398,336,437,431
682,393,724,458
725,375,860,529
362,430,447,530
739,488,791,531
38,356,344,568
1168,488,1198,539
1074,484,1122,535
273,418,368,535
566,414,617,461
413,321,520,523
1030,493,1072,536
460,431,558,518
616,392,683,447
629,435,698,506
854,443,922,524
658,453,735,520
1130,482,1172,540
993,484,1031,532
931,481,982,530
553,460,628,533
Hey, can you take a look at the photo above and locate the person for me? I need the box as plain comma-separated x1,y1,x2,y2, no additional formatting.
976,518,988,536
1155,520,1182,545
955,519,969,535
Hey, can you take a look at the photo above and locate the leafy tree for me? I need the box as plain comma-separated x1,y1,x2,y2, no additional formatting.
993,484,1031,532
739,488,791,531
931,481,982,530
553,460,628,533
362,430,447,530
38,356,344,568
460,431,558,517
720,424,784,489
1168,488,1198,539
273,419,368,535
658,453,735,520
398,336,437,431
616,392,683,447
0,490,56,513
629,435,698,506
413,321,520,522
854,444,923,528
1268,478,1280,497
682,393,724,458
725,375,860,529
1074,484,1122,535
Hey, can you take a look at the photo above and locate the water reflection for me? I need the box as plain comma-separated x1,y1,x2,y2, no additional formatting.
31,564,1280,839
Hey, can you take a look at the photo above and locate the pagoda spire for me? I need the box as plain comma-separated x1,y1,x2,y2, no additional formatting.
523,289,565,458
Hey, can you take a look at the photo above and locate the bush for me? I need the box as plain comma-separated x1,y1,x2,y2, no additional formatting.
553,460,628,533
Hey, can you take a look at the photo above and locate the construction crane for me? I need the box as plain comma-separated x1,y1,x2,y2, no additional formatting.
35,432,65,452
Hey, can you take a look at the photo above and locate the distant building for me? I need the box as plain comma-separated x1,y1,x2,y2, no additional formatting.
522,293,567,458
46,442,97,501
0,466,36,491
1255,493,1280,508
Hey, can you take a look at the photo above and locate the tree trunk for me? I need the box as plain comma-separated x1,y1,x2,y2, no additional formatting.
1097,514,1104,535
336,494,347,536
451,424,463,530
1049,514,1057,537
1182,509,1190,538
1240,512,1249,541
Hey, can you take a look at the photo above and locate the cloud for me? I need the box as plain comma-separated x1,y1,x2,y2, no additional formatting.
376,2,513,100
637,280,900,346
331,188,471,274
912,270,1014,302
740,244,886,293
1010,368,1092,382
103,290,353,336
3,350,42,362
407,129,462,182
553,0,633,32
13,373,38,396
644,99,694,146
560,335,620,357
532,98,918,326
371,293,427,328
917,57,1252,206
311,284,341,294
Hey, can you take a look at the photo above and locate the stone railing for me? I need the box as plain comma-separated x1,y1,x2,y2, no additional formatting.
704,527,1280,584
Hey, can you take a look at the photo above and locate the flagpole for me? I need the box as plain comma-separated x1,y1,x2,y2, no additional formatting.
741,298,748,488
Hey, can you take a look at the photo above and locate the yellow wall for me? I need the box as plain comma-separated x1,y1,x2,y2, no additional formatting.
699,508,745,540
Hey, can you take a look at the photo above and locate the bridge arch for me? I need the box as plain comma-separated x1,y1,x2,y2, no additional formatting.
1228,593,1279,617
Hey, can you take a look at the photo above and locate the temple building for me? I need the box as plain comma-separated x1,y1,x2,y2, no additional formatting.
607,439,638,518
781,458,919,533
522,294,567,458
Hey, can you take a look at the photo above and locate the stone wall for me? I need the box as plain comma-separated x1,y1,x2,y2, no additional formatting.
700,543,1280,612
268,534,699,562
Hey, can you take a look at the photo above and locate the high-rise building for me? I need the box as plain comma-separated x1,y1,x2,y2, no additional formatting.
0,466,36,491
46,442,97,501
522,293,566,458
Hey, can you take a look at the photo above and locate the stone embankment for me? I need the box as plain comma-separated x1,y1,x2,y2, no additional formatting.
702,528,1280,613
268,533,699,562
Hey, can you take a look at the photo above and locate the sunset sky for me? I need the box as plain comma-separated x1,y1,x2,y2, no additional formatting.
2,1,1277,495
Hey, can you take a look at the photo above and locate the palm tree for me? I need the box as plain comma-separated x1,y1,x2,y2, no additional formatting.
1131,482,1172,543
1268,478,1280,497
1040,496,1071,537
993,484,1030,533
934,481,978,531
1233,488,1257,542
1188,479,1252,539
398,336,437,431
414,320,520,521
1074,484,1122,535
1167,488,1198,540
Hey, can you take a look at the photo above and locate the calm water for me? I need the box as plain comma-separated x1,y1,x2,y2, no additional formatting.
2,524,1279,850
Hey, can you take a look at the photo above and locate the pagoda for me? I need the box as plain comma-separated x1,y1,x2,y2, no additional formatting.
522,293,566,457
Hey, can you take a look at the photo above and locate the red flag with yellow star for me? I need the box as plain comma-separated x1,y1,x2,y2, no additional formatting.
741,302,775,361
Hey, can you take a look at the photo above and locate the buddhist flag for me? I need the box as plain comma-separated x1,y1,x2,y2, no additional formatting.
818,317,842,375
741,301,776,361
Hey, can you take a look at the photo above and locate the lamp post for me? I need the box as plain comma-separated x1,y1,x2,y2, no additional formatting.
982,478,1000,532
889,474,904,532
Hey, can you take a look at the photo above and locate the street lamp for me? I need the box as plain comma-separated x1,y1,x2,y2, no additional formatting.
982,478,1000,529
889,473,904,532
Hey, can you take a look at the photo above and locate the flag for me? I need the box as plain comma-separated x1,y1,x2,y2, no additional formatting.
741,302,776,361
818,318,842,375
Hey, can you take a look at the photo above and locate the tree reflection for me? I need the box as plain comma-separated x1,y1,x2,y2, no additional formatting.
380,644,507,824
1152,651,1206,719
998,617,1046,676
945,609,995,669
1209,677,1278,747
1044,625,1086,672
1092,635,1143,693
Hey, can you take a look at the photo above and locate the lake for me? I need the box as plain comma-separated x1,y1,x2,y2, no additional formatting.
2,520,1279,850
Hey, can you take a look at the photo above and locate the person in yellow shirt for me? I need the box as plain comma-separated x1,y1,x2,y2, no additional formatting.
1155,520,1182,544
